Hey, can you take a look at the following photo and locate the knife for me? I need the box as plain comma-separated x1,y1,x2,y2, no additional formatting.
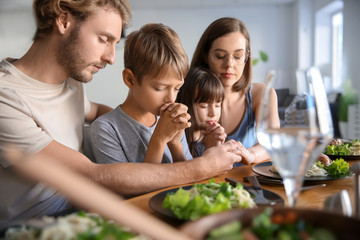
225,177,247,187
231,176,326,191
243,176,282,185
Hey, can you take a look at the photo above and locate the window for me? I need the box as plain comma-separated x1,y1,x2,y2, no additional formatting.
331,11,343,90
314,1,343,93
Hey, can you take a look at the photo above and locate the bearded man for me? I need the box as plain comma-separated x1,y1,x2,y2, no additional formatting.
0,0,243,233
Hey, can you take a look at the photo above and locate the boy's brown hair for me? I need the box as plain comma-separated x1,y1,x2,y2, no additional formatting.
33,0,132,41
124,23,189,84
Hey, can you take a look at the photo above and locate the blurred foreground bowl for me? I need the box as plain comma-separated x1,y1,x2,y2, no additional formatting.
180,207,360,240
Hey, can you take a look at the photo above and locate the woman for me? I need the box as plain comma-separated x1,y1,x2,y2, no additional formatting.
191,17,280,165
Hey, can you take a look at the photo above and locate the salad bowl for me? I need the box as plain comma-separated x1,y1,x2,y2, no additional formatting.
180,207,360,240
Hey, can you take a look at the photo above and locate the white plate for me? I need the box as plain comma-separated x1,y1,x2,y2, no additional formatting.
252,161,353,181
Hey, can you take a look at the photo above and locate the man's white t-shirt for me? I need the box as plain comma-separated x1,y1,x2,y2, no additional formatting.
0,58,91,231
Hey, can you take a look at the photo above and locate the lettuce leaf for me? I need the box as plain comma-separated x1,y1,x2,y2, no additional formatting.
162,179,247,220
324,139,359,155
325,143,351,155
324,158,350,177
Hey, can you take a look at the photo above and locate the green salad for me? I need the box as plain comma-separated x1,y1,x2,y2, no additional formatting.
162,179,256,220
207,208,337,240
314,158,350,177
324,139,360,155
274,158,350,178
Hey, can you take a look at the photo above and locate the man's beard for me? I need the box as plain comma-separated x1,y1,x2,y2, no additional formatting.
56,25,93,83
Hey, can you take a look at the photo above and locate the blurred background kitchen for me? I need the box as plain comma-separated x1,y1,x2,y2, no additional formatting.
1,0,359,139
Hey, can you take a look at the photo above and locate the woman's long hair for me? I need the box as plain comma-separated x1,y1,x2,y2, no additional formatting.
191,17,252,92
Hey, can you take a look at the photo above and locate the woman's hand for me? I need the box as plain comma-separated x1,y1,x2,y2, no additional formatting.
232,142,256,165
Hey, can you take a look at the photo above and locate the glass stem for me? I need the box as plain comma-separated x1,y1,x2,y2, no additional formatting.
283,178,303,207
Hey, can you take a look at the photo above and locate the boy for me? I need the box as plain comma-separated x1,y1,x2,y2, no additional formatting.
86,23,192,164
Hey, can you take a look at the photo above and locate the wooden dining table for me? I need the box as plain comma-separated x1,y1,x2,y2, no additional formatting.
124,160,358,227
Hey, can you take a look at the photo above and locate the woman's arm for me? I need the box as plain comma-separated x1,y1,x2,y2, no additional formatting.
252,83,280,129
241,83,280,164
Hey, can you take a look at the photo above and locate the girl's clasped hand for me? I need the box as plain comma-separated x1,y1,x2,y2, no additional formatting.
202,121,227,148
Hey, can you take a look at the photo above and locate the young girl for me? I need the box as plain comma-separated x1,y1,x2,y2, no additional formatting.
177,67,227,157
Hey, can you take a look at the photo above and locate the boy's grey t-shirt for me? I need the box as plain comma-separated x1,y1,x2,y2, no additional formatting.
87,105,193,164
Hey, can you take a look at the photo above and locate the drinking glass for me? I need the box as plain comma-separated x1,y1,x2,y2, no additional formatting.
256,67,334,207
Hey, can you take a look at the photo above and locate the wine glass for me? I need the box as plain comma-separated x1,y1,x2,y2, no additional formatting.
256,67,334,207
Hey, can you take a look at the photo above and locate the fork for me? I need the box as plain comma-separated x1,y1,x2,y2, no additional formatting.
247,175,276,205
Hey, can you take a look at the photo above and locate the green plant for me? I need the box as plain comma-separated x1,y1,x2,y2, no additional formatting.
252,50,268,66
338,79,358,122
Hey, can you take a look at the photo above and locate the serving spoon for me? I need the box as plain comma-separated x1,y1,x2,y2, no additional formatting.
247,175,277,205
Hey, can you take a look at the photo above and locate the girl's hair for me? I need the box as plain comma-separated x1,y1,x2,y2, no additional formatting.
124,23,189,84
177,67,225,155
33,0,131,41
191,17,252,92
